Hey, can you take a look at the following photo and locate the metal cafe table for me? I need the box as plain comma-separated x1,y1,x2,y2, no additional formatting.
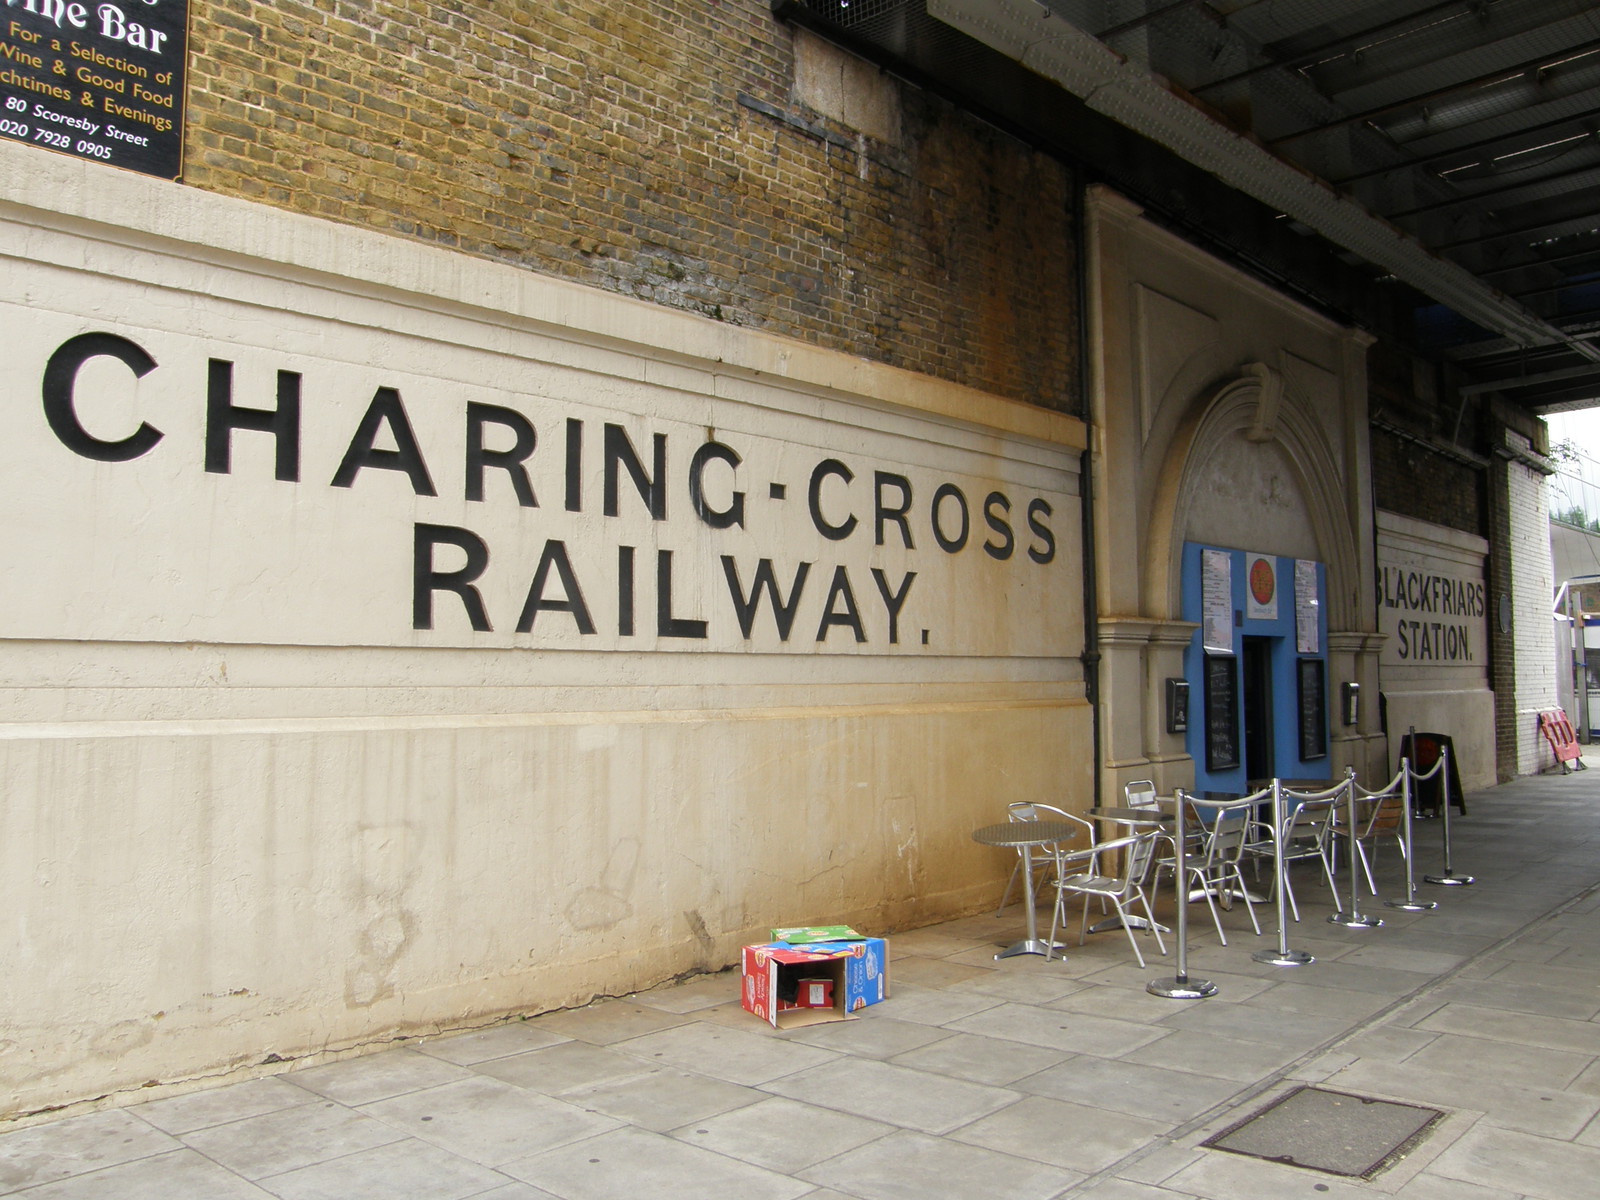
971,820,1079,959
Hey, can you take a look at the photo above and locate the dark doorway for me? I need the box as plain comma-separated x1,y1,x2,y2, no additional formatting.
1243,636,1275,781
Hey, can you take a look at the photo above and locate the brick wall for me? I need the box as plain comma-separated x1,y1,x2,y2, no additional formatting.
182,0,1080,412
1489,427,1559,778
1370,426,1484,537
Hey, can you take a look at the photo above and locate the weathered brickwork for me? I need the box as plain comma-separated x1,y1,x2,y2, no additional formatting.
1487,419,1559,779
180,0,1080,412
1370,426,1485,538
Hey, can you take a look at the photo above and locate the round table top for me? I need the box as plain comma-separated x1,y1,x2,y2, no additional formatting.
971,820,1082,847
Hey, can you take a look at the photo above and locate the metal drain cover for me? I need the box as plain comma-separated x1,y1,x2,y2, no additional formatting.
1202,1085,1444,1179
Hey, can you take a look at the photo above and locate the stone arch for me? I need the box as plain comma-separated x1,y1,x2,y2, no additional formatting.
1144,363,1360,629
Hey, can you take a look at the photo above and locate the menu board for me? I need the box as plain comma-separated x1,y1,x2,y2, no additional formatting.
1295,559,1320,654
0,1,188,179
1205,655,1239,772
1297,657,1327,761
1202,548,1233,656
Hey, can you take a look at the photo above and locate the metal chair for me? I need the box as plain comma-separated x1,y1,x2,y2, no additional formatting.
995,802,1094,915
1127,778,1187,881
1333,790,1407,896
1182,797,1261,945
1046,830,1167,967
1250,792,1342,919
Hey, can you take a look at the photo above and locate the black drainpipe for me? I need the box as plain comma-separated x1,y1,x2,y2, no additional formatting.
1076,175,1102,809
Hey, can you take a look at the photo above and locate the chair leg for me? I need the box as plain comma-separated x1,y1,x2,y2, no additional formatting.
1319,846,1343,910
1196,871,1227,945
1045,885,1062,960
1281,864,1301,922
1079,893,1092,946
1112,897,1146,968
1135,888,1166,955
1354,839,1377,895
997,858,1021,915
1231,865,1261,935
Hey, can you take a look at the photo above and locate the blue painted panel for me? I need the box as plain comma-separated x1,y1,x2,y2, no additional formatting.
1180,543,1330,794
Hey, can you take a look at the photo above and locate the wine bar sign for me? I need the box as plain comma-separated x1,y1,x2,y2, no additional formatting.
1,0,187,179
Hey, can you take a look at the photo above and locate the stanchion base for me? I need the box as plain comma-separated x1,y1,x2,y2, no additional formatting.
1147,975,1217,999
1385,898,1439,911
1252,947,1314,966
1424,874,1475,886
1328,911,1384,928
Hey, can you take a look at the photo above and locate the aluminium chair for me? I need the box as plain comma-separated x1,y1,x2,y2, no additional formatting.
1183,800,1261,945
1332,790,1407,896
1250,793,1342,919
1047,830,1167,967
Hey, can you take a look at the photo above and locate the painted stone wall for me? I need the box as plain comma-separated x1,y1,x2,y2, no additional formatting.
1375,510,1496,792
0,146,1089,1119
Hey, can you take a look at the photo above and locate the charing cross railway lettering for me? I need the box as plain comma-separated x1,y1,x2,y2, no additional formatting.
39,332,1060,648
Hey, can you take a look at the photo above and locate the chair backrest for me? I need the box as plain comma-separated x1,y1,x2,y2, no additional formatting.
1202,807,1252,866
1361,792,1405,837
1125,779,1158,810
1118,831,1160,890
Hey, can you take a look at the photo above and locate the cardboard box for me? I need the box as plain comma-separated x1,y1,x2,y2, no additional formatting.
741,937,889,1028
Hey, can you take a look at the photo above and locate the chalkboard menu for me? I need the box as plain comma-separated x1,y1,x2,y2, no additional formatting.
0,0,188,179
1297,657,1327,761
1205,655,1239,772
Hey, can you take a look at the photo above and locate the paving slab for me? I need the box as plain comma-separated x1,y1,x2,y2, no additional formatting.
797,1129,1081,1200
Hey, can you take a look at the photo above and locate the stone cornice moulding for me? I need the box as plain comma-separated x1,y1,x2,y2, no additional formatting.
0,142,1086,454
1376,510,1491,560
1097,617,1200,647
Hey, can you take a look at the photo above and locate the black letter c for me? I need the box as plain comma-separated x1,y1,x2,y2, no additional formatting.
43,332,164,462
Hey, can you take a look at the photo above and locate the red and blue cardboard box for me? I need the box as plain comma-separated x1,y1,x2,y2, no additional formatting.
741,936,890,1028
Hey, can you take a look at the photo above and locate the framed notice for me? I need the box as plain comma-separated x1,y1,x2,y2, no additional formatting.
1297,657,1327,761
1204,655,1240,772
1294,559,1320,654
1202,547,1233,656
0,0,188,179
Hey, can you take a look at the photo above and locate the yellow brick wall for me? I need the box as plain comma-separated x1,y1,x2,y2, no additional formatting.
181,0,1080,412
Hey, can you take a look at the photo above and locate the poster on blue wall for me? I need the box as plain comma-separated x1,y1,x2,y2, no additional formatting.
1246,553,1278,620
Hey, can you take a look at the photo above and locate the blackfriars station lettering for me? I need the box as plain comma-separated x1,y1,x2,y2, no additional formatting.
1378,565,1485,663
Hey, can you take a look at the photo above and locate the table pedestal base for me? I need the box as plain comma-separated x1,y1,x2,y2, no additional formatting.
996,938,1072,960
1147,974,1217,999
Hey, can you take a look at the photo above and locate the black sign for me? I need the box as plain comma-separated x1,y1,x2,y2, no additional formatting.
1,1,187,179
1298,657,1327,761
1204,655,1239,772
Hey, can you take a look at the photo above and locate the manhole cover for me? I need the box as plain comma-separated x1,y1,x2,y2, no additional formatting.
1202,1085,1444,1179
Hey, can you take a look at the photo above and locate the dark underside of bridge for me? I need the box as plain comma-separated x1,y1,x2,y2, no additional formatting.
778,0,1600,424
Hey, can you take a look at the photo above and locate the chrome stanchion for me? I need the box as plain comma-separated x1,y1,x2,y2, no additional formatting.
1425,743,1475,887
1385,754,1436,912
1254,778,1314,966
1328,767,1383,929
1149,790,1217,1000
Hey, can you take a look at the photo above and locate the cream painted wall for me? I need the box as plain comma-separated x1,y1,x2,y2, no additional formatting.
1375,510,1496,792
1086,186,1384,794
0,144,1089,1119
